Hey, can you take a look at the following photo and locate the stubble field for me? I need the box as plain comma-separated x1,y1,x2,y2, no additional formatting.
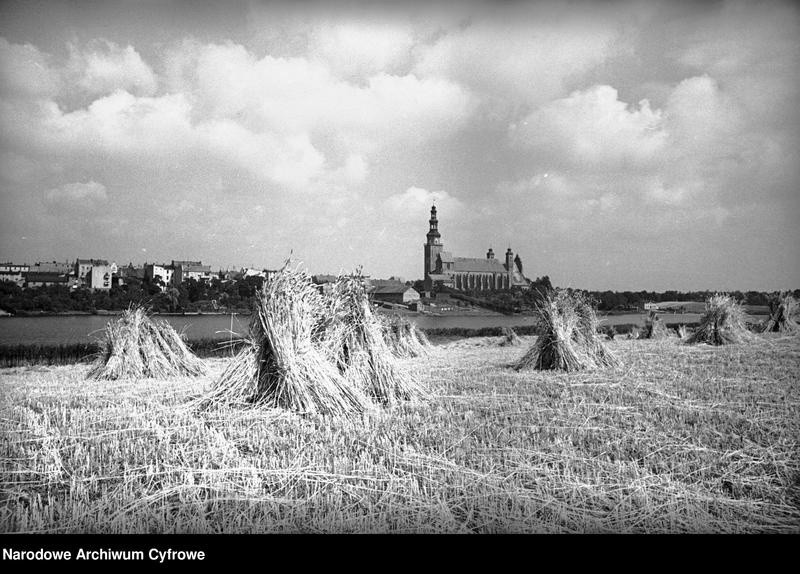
1,334,799,533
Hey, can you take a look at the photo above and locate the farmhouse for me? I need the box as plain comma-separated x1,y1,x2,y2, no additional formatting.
423,204,531,293
370,284,421,305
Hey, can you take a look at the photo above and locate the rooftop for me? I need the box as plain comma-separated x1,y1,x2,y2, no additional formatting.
453,257,508,273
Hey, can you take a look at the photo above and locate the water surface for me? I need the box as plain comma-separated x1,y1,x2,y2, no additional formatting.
0,312,705,345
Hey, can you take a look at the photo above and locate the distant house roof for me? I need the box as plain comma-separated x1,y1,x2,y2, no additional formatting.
118,265,145,278
372,285,419,295
312,274,338,284
184,265,211,273
370,279,405,288
76,259,109,266
453,257,508,273
33,261,73,273
25,272,69,283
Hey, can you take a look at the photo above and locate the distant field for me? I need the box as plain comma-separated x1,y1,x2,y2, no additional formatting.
654,301,770,315
1,334,798,533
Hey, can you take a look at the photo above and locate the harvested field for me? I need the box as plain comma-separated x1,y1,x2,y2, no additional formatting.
1,334,798,533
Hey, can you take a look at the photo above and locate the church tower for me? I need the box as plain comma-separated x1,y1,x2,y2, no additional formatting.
423,204,443,292
505,247,514,285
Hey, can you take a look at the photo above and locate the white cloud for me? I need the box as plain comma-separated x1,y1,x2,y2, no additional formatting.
197,120,325,187
183,41,474,150
512,85,666,170
413,7,625,110
385,186,463,217
45,180,107,203
308,20,416,79
67,40,157,97
2,36,474,197
32,90,193,157
663,75,740,155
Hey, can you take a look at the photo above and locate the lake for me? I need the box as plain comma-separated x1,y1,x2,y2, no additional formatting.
0,311,705,345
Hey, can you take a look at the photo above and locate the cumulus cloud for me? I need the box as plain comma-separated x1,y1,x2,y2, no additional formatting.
413,4,627,110
512,85,666,170
180,41,474,152
307,20,416,79
1,37,473,190
67,40,157,97
385,186,463,218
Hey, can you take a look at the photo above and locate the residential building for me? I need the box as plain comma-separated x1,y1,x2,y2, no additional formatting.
75,259,115,290
144,263,174,286
0,262,30,286
114,263,145,287
24,272,70,288
171,260,213,285
33,261,74,275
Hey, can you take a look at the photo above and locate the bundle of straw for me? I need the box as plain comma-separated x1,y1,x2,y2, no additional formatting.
572,293,622,368
515,289,619,371
385,315,429,358
204,264,370,417
762,293,799,333
685,294,751,345
499,326,523,346
88,305,207,380
643,314,671,339
320,275,422,404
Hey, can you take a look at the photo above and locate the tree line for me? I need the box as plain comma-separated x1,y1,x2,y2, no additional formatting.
2,273,796,315
421,275,796,314
0,275,267,315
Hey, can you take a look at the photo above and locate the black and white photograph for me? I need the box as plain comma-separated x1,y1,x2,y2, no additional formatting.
0,0,798,542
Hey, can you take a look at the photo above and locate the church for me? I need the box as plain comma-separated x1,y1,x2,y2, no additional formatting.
423,204,531,294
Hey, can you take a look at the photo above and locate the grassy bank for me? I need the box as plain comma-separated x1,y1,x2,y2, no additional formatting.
0,338,248,367
1,333,798,533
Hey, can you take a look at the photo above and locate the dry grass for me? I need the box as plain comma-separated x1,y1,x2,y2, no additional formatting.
88,306,207,380
2,333,798,533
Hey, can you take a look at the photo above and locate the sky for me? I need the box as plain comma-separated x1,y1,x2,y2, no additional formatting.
0,0,798,291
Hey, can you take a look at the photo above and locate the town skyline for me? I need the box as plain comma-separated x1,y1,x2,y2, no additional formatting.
1,0,798,292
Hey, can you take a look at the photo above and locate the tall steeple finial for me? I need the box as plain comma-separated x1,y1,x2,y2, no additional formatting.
427,203,440,244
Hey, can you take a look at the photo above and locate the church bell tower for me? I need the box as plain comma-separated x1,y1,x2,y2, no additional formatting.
423,204,444,292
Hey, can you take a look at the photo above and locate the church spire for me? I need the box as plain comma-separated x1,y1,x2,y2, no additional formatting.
426,204,441,245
